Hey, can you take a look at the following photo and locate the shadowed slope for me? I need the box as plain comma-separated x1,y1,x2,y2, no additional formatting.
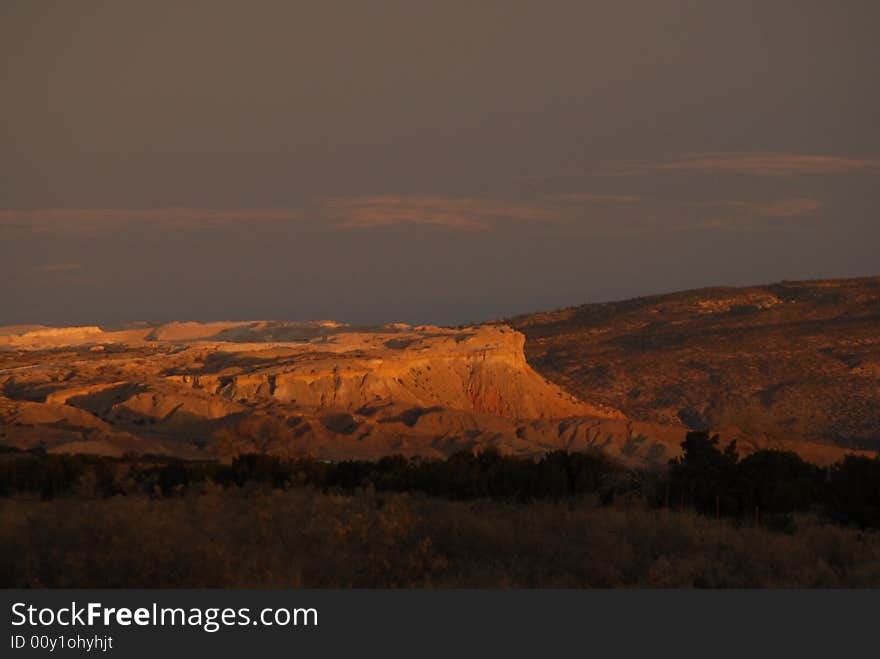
510,276,880,453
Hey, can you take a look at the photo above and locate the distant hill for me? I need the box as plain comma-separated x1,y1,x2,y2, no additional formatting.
509,276,880,452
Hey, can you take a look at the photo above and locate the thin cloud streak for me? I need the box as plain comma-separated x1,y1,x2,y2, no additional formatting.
654,153,880,176
688,197,822,218
324,196,555,231
551,193,642,203
648,152,880,177
670,218,812,234
33,263,84,273
673,197,823,234
526,152,880,179
0,208,303,234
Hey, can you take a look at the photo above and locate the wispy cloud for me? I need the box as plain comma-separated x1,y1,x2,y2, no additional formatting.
324,196,555,231
32,262,83,273
0,208,302,234
689,197,821,218
646,152,880,177
671,218,777,234
526,152,880,179
551,193,642,203
673,197,822,233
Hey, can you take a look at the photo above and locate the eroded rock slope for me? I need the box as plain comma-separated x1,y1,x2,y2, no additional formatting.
2,322,675,462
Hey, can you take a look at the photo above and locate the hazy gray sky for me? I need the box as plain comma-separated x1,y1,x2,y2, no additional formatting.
2,1,879,326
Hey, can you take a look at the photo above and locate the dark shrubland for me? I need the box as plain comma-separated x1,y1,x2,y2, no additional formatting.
4,488,880,587
3,433,880,587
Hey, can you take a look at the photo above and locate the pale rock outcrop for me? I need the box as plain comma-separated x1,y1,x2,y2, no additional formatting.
191,326,623,420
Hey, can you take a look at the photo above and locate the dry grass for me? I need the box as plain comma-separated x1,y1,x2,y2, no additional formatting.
4,486,880,587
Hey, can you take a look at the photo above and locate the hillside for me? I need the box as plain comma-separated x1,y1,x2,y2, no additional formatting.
509,276,880,453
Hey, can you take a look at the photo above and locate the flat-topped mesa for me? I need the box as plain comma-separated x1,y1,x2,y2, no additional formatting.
0,325,153,348
168,324,623,421
0,320,623,422
0,325,105,347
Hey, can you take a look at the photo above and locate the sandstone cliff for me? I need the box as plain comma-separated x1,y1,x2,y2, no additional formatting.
0,322,649,462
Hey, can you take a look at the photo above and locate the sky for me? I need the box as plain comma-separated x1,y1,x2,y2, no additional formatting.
2,1,879,327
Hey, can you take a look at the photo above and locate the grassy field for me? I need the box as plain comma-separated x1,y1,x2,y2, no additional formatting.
4,485,880,588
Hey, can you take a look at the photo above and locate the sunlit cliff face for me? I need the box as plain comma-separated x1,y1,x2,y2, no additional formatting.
0,322,643,462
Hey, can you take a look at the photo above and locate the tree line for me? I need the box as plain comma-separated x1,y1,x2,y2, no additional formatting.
1,432,879,530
